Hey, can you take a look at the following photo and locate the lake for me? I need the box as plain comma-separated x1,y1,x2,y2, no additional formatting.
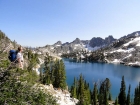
64,59,140,100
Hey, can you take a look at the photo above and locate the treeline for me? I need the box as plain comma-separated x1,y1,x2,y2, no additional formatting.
62,50,105,62
70,75,111,105
40,53,67,90
70,75,140,105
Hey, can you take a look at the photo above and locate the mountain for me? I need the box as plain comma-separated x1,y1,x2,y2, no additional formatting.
62,31,140,67
89,35,116,47
103,31,140,66
36,35,116,56
0,30,19,53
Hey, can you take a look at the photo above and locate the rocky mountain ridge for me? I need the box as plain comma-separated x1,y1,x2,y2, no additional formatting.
62,31,140,67
35,35,116,56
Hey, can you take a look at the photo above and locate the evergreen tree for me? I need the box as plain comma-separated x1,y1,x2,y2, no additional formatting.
77,74,86,105
59,60,67,89
118,76,126,105
39,68,43,83
126,85,131,105
53,60,66,89
98,78,111,105
76,74,91,105
71,77,77,98
43,53,51,84
53,60,60,88
108,93,112,101
92,82,98,105
115,97,119,105
84,83,91,105
99,81,104,105
134,83,140,105
104,89,108,105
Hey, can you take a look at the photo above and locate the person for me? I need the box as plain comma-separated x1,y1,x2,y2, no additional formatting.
16,46,24,69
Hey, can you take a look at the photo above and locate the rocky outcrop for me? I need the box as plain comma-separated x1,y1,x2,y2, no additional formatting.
34,84,78,105
37,35,116,55
89,35,116,48
62,31,140,67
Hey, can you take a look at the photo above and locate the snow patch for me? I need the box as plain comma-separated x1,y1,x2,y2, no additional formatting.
122,54,132,60
128,62,140,66
80,54,85,58
74,44,80,47
51,47,54,49
123,37,140,46
56,45,61,47
110,48,135,53
85,45,101,51
112,59,120,63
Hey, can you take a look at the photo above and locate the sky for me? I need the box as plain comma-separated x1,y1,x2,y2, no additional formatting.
0,0,140,47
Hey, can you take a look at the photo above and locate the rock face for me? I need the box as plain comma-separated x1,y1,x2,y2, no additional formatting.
89,35,116,47
89,37,104,47
61,31,140,67
102,31,140,66
53,41,62,46
35,84,78,105
105,35,116,44
36,35,116,56
0,30,19,53
71,38,81,44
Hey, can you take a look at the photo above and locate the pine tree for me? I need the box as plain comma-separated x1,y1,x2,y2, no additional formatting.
134,83,140,105
39,68,43,83
76,74,91,105
99,81,104,105
105,78,111,93
92,82,98,105
59,60,67,89
78,74,85,105
126,85,131,105
115,97,118,105
53,60,66,89
118,76,126,105
84,82,91,105
71,77,77,98
50,62,55,84
108,93,112,101
104,89,108,105
43,53,51,84
53,60,60,88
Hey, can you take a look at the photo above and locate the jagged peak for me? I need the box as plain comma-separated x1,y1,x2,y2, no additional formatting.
53,41,62,46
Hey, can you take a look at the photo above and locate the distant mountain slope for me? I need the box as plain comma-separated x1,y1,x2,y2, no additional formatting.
36,35,116,56
60,31,140,67
0,30,19,53
103,31,140,66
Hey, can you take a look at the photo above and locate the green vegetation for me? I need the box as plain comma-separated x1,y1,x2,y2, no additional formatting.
134,83,140,105
62,50,105,62
0,52,57,105
0,68,57,105
26,49,40,72
118,76,126,105
41,53,67,90
70,76,111,105
70,74,140,105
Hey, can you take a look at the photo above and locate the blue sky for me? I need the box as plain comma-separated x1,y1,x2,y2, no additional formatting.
0,0,140,47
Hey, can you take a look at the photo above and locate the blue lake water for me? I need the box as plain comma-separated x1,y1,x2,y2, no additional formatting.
64,59,140,100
